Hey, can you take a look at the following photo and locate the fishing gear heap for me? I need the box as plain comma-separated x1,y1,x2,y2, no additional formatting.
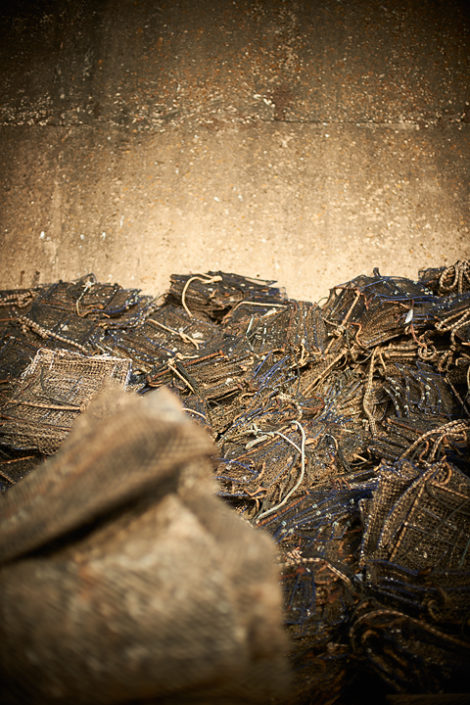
1,262,469,703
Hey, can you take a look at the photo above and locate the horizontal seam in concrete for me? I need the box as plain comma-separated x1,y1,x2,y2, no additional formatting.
0,119,468,132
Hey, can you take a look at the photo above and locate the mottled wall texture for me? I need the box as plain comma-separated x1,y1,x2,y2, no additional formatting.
0,0,469,301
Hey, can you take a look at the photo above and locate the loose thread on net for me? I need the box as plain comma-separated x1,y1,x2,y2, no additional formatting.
398,419,470,461
363,347,378,437
226,299,287,317
147,317,201,349
0,291,34,308
350,607,470,651
166,360,197,394
0,467,15,483
180,274,223,317
256,420,306,521
75,277,96,317
182,407,207,420
303,350,346,394
5,399,81,412
16,315,89,355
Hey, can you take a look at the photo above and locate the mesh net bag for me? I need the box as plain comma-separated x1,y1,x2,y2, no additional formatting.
354,459,470,693
0,349,132,454
166,271,287,321
360,459,470,571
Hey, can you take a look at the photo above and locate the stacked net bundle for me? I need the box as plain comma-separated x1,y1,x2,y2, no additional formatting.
34,274,156,328
166,270,287,321
0,275,156,389
98,304,224,374
1,349,132,455
359,459,470,571
1,262,469,704
353,456,470,692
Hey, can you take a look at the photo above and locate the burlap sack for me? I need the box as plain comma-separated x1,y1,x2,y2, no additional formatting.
0,385,289,704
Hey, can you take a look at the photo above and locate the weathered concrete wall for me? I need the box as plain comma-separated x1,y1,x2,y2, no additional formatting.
0,0,469,301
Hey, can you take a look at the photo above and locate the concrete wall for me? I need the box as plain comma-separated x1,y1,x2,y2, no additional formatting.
1,0,469,301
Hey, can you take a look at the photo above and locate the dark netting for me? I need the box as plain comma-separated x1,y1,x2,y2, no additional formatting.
360,460,470,571
35,274,156,328
0,446,44,492
375,360,458,419
235,300,327,361
1,349,132,454
97,304,225,374
349,599,470,694
18,300,104,353
1,264,469,704
0,286,43,392
147,340,254,402
166,270,287,321
0,321,42,384
321,270,436,348
361,562,470,628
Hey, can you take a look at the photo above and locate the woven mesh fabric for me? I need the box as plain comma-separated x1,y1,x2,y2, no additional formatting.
167,271,287,321
0,386,289,705
349,600,470,693
0,447,43,492
354,459,470,692
360,460,470,571
1,349,132,454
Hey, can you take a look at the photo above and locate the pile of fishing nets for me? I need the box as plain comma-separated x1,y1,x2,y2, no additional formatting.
1,262,469,704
